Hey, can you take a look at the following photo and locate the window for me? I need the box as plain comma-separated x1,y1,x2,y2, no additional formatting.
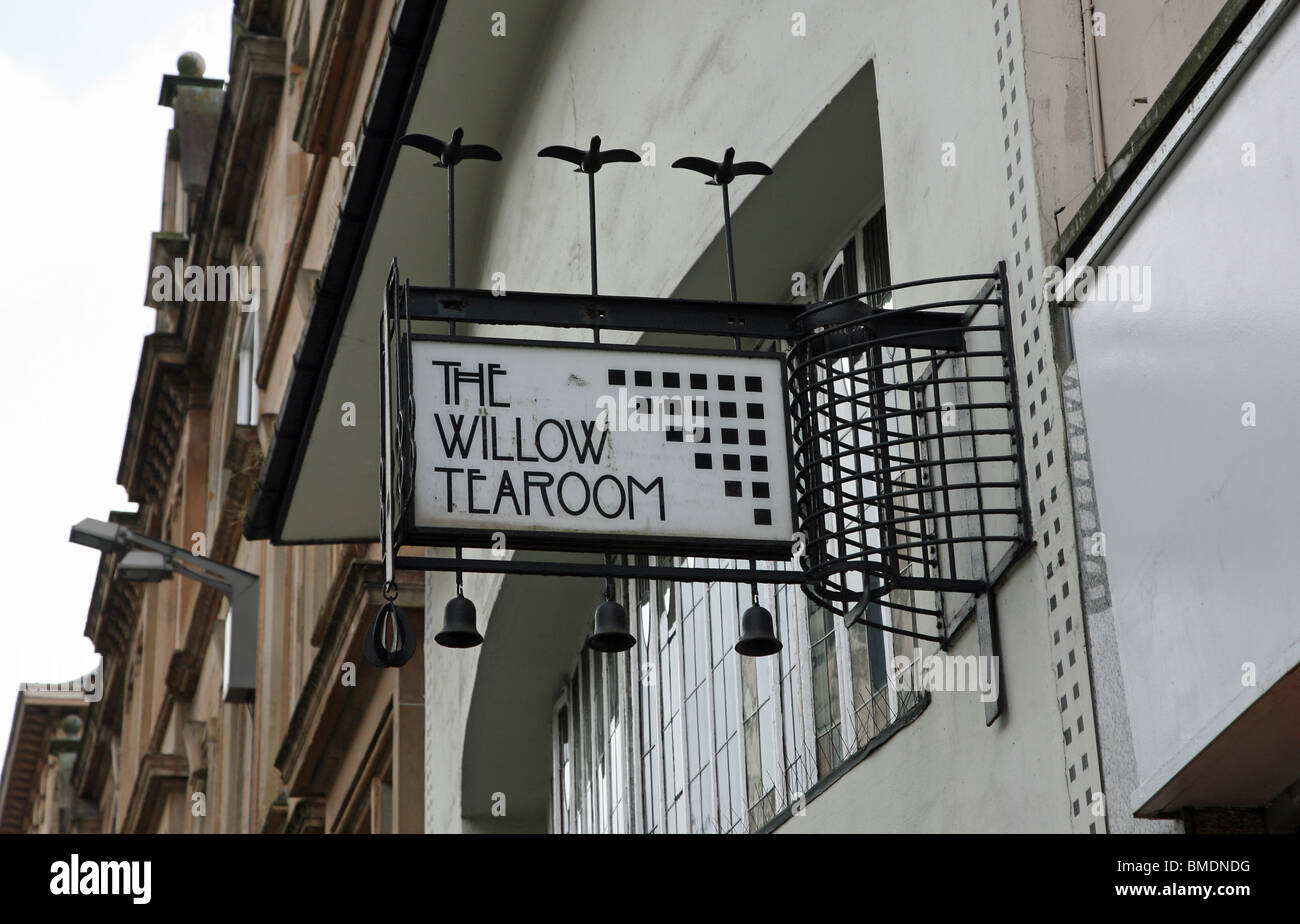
234,244,261,427
551,631,636,834
550,206,924,832
236,310,258,427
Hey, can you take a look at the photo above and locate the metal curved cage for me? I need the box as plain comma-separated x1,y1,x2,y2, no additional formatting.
786,264,1030,640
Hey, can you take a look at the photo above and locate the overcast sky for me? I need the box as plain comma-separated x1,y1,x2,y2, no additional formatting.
0,2,232,761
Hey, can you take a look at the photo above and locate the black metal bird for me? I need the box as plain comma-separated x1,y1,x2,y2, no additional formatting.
397,127,502,286
672,146,773,302
400,126,502,169
537,135,642,301
538,135,641,174
671,147,772,186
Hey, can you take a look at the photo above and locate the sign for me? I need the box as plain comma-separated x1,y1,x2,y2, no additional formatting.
408,336,795,553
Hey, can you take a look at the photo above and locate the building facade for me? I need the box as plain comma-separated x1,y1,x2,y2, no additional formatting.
52,0,428,834
0,691,91,834
11,0,1296,836
1055,0,1300,834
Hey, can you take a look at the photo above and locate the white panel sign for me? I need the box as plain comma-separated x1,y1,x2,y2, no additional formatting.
410,337,794,549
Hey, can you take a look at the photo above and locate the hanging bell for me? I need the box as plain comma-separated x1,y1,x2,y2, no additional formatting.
735,602,782,657
588,598,635,653
364,601,418,667
435,594,484,648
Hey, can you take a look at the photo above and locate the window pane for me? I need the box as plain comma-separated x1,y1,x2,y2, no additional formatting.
558,705,571,833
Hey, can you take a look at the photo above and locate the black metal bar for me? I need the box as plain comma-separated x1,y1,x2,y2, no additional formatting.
393,555,806,584
406,286,798,339
812,275,999,313
995,260,1034,545
722,182,737,302
588,170,598,298
447,164,455,287
852,619,944,644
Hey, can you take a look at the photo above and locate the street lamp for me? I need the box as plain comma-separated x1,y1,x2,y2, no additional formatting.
69,517,259,703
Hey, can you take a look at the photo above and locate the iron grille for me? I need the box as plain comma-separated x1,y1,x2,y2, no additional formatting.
787,264,1030,639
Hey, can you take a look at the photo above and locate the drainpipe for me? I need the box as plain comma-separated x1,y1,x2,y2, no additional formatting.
1081,0,1108,177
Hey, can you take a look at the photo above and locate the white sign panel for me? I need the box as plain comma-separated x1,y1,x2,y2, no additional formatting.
410,337,794,550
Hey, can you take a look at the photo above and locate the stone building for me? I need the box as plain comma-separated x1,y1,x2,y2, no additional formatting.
0,690,91,834
61,0,430,834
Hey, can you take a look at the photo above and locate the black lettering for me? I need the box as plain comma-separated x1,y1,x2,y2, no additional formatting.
429,360,459,403
523,471,555,516
628,475,666,521
556,471,591,516
467,468,489,514
536,419,569,463
434,414,479,458
433,466,462,512
454,363,485,405
565,418,610,463
515,417,539,462
487,364,510,407
592,474,626,519
493,469,522,515
489,417,513,461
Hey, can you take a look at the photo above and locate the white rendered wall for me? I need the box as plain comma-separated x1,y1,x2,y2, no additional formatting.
423,0,1085,833
1070,8,1300,812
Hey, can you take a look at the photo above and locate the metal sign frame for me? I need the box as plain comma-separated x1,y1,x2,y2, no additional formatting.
379,258,1032,635
380,261,808,586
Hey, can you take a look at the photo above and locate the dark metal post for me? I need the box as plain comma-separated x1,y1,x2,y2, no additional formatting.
538,135,642,343
722,182,737,303
588,170,598,297
447,164,456,287
396,127,501,291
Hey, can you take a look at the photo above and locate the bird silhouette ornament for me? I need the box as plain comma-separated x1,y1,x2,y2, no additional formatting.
400,127,502,169
538,136,642,299
397,127,501,286
672,147,773,302
538,135,642,174
672,147,772,187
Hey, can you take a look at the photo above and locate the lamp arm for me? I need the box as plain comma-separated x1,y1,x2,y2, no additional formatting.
120,529,257,585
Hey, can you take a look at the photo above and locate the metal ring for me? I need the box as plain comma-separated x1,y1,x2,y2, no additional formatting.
382,580,398,602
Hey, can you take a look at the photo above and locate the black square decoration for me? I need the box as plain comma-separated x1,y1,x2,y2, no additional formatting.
718,374,736,391
748,429,766,446
723,454,741,471
635,370,652,387
691,427,710,444
667,430,683,442
694,453,712,470
754,509,772,526
724,480,742,497
745,376,762,392
720,401,737,418
663,372,681,389
721,428,739,445
608,369,626,386
751,456,768,472
690,373,707,390
746,403,764,419
753,482,770,498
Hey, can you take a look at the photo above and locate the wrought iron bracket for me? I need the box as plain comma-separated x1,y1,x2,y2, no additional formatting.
378,260,1031,646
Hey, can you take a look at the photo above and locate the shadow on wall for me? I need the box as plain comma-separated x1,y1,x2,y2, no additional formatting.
665,61,883,314
459,553,604,832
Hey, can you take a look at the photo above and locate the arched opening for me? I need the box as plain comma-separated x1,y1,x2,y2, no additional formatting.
459,557,603,832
